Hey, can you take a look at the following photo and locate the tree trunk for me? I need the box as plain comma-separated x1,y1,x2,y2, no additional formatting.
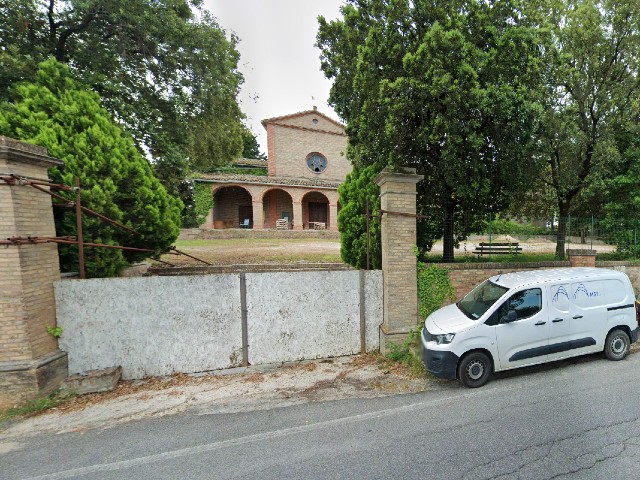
443,202,455,263
555,202,570,259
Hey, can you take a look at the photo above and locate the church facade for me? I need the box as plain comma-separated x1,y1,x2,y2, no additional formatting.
196,107,350,231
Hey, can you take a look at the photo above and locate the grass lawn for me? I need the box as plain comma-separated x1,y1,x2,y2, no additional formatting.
157,237,638,268
423,252,640,264
162,238,343,266
422,252,560,263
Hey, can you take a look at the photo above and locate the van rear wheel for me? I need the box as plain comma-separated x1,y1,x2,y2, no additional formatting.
605,329,630,361
458,352,491,388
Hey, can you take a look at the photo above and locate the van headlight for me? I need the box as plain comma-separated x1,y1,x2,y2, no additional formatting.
435,333,455,345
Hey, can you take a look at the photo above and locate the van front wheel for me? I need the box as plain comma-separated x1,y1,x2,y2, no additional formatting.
458,352,491,388
605,329,630,361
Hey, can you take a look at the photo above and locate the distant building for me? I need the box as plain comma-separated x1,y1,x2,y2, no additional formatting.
195,107,349,231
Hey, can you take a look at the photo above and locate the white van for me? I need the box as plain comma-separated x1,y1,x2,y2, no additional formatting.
422,267,639,388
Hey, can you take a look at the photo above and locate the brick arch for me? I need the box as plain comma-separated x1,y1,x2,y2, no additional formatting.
212,185,254,229
302,191,331,230
301,190,330,202
211,184,258,202
261,188,294,229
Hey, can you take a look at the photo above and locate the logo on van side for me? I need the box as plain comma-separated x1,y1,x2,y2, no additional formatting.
574,283,600,298
552,286,569,303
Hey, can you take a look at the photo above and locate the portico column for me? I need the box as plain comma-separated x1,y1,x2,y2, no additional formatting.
203,186,214,228
374,167,424,354
329,203,338,231
293,200,303,230
252,200,264,229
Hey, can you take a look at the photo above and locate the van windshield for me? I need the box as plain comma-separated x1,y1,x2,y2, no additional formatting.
458,280,509,320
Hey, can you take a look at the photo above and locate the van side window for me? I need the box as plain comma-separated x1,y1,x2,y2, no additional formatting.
486,288,542,325
509,288,542,318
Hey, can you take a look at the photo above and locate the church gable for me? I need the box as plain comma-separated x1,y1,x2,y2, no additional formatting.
262,107,350,182
262,108,345,136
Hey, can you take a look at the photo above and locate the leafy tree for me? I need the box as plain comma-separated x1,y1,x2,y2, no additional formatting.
527,0,640,258
152,143,198,226
0,59,182,277
1,0,245,175
318,0,545,262
241,127,267,160
599,120,640,256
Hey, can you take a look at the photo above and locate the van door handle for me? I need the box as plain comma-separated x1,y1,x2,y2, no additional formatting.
552,318,564,323
535,321,546,326
573,315,583,319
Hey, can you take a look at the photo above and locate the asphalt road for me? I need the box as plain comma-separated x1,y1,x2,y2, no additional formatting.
3,351,640,480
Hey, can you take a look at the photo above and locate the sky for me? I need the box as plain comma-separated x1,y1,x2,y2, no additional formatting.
204,0,345,154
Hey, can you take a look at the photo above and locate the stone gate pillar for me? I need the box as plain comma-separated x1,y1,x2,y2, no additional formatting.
0,137,68,408
375,167,423,353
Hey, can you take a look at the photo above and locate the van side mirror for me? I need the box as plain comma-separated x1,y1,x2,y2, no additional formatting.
501,310,518,324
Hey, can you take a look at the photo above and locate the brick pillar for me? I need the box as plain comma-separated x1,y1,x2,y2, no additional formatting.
567,249,596,268
375,167,424,353
252,201,264,229
293,201,303,230
269,191,277,228
0,137,68,408
266,124,276,176
329,203,338,231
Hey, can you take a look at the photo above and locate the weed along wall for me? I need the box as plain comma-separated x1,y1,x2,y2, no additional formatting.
54,271,382,379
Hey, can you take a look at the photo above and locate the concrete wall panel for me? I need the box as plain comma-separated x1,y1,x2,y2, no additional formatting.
54,271,384,379
364,271,383,352
55,275,242,379
246,271,361,364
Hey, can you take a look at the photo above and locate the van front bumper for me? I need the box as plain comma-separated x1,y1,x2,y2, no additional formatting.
422,347,459,380
631,327,638,343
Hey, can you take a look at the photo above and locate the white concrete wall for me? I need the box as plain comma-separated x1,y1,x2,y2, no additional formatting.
248,271,359,364
55,275,243,379
55,271,383,379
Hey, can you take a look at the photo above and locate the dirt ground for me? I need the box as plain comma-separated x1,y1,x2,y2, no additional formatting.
161,238,343,266
0,355,434,452
153,233,615,269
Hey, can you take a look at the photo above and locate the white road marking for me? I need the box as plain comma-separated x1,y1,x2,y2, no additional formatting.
22,391,481,480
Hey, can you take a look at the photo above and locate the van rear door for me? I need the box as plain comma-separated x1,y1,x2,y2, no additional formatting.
569,279,617,352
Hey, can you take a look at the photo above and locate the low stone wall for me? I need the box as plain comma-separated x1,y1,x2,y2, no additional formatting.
179,228,340,240
437,261,640,303
55,270,382,379
596,262,640,296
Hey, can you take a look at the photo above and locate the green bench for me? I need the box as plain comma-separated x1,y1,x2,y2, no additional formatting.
473,242,522,257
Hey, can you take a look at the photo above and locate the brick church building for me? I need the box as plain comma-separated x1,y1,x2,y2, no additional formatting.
195,107,350,231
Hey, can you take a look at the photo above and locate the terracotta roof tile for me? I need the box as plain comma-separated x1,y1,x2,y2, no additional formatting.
261,108,344,130
234,158,267,167
194,173,341,189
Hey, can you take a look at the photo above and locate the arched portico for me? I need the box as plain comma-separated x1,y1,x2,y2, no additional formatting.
212,186,254,228
262,188,294,229
302,191,330,230
197,176,341,231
